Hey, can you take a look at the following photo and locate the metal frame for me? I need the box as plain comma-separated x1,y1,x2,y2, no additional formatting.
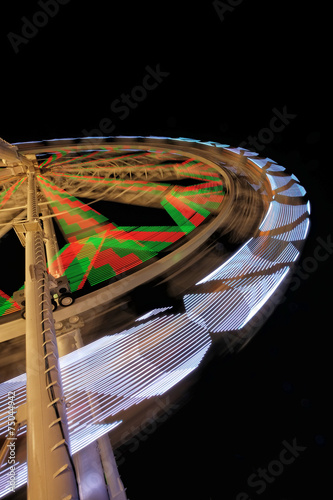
24,166,79,499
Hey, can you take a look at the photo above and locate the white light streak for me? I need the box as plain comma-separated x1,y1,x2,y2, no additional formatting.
239,267,290,328
136,307,174,321
196,238,253,284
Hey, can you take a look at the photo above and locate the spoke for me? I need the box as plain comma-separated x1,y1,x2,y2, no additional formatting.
43,149,180,171
0,179,28,232
43,171,171,208
0,178,27,209
0,289,20,316
37,175,115,243
43,158,224,209
48,157,220,183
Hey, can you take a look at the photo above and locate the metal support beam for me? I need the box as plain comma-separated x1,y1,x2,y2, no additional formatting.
56,324,127,500
56,328,109,500
25,169,79,499
0,209,26,238
0,137,35,170
41,206,64,278
98,436,128,500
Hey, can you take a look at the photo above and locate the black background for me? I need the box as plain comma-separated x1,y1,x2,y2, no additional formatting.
1,1,327,499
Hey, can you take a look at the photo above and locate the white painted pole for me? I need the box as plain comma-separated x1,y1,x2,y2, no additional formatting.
25,168,79,499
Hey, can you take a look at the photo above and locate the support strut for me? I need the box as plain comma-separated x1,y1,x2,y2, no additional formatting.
25,167,79,499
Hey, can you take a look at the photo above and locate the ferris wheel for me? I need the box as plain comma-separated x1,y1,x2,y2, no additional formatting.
0,137,231,321
0,136,310,499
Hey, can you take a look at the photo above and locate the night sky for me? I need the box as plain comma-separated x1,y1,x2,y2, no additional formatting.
0,1,327,499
